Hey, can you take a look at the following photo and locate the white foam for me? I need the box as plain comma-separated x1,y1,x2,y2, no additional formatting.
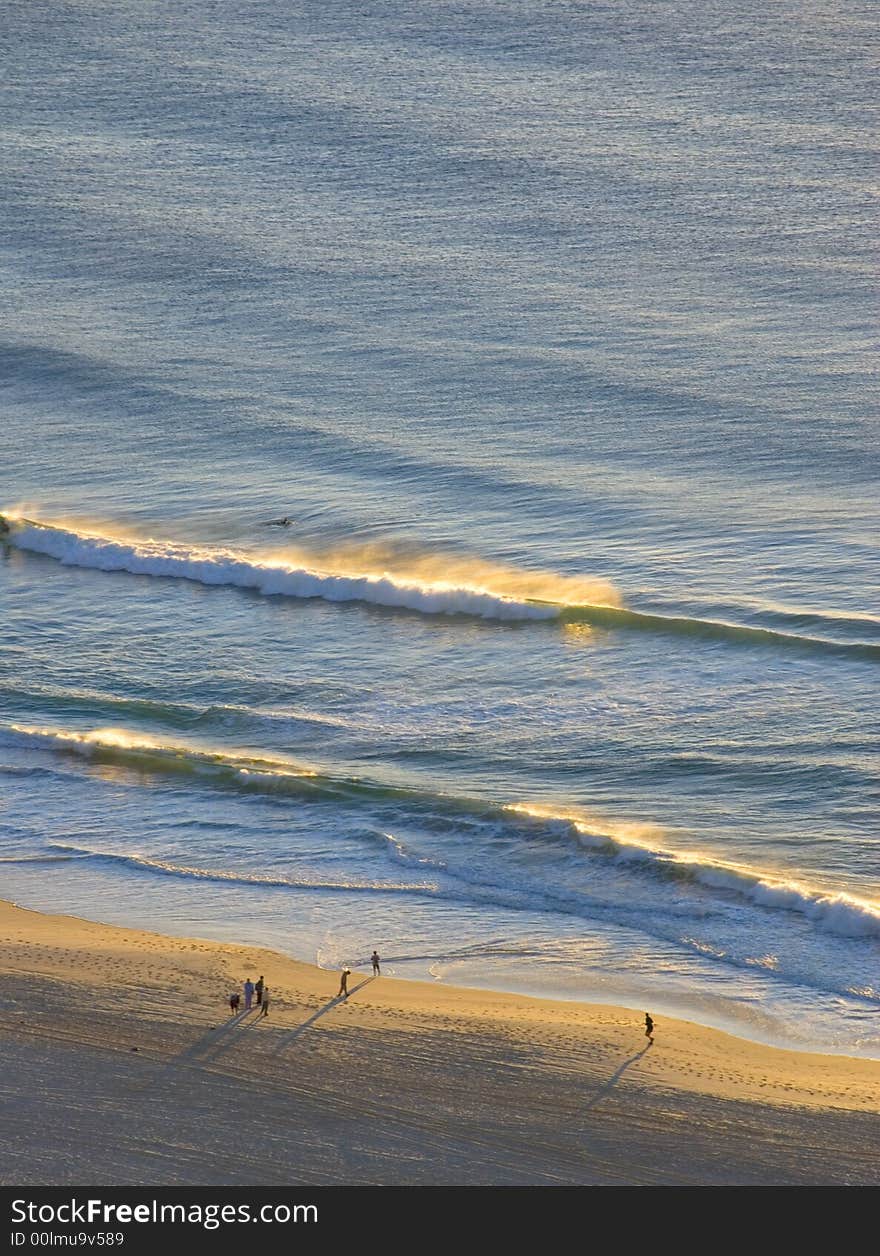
697,865,880,939
45,842,437,895
595,828,880,939
6,718,880,942
508,805,880,940
7,519,557,621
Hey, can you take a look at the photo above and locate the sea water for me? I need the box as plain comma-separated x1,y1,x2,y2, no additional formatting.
2,0,878,1056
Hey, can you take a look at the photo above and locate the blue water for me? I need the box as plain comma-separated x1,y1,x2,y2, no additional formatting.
2,1,878,1056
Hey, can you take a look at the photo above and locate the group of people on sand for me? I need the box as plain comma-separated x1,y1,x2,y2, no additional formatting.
227,951,383,1016
228,974,269,1017
230,954,655,1044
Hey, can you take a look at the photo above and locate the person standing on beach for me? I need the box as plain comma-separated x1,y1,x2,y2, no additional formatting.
371,950,381,976
229,991,240,1015
260,986,270,1018
338,967,351,999
255,975,264,1006
645,1012,654,1044
243,977,254,1011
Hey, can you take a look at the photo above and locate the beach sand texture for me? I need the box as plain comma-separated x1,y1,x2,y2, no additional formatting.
1,900,877,1186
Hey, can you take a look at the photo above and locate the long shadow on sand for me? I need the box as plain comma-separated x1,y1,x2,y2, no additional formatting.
134,1008,261,1091
583,1045,652,1111
173,1007,263,1068
273,977,375,1053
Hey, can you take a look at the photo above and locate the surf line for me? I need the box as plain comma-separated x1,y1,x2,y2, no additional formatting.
4,513,877,657
0,514,558,622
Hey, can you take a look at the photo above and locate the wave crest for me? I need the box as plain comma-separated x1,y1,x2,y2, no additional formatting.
4,512,877,655
507,803,880,939
45,842,438,894
6,720,880,941
1,515,587,622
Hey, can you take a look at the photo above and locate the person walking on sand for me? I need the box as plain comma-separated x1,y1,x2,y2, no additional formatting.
255,975,264,1006
260,986,270,1018
371,950,381,976
229,991,241,1015
337,967,351,999
243,977,254,1011
645,1012,654,1045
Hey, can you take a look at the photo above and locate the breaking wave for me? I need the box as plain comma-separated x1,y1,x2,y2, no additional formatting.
0,515,571,621
3,513,878,656
5,721,880,940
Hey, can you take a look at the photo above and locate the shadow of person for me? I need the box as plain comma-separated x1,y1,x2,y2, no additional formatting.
130,1006,260,1093
583,1046,652,1112
273,976,376,1053
346,978,373,998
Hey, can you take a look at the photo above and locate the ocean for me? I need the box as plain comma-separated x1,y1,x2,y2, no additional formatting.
2,0,878,1057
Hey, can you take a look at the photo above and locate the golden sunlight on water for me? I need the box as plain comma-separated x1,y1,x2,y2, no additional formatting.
3,511,621,609
265,539,622,607
503,800,666,848
9,723,321,777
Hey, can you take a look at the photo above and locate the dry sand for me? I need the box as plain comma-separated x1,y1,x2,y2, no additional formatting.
0,899,877,1186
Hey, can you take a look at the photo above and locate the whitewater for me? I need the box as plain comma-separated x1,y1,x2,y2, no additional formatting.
4,721,880,942
2,0,878,1057
5,514,879,658
0,515,599,621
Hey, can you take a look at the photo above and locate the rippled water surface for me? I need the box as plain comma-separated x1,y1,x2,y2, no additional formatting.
2,1,878,1055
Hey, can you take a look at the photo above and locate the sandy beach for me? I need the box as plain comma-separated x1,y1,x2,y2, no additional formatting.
0,898,877,1186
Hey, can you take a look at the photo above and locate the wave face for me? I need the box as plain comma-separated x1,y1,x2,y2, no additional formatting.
5,514,879,659
560,604,880,660
0,516,566,621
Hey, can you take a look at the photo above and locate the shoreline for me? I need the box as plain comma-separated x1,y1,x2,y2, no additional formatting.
1,897,879,1186
6,882,878,1063
8,879,878,1065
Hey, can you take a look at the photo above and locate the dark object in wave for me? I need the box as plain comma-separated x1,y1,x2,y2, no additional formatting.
261,516,294,527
